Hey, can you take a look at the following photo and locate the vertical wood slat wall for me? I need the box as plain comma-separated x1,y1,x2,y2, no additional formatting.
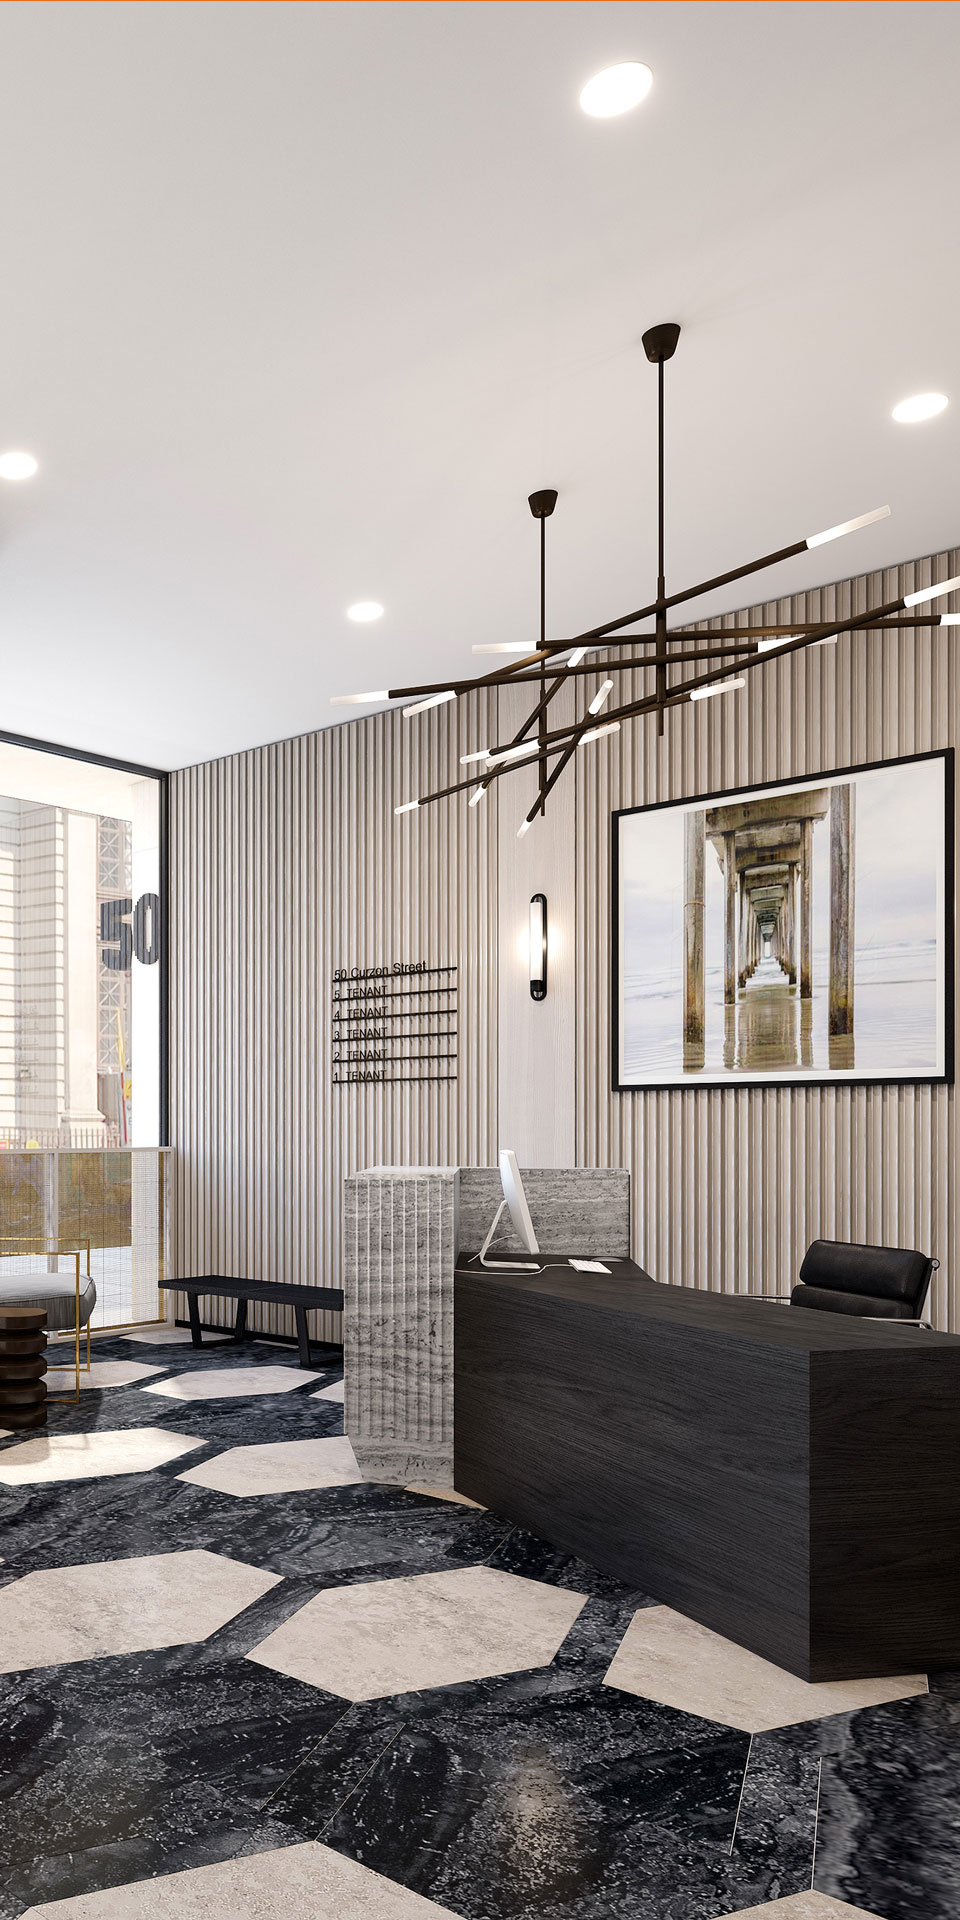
169,688,499,1340
171,545,959,1339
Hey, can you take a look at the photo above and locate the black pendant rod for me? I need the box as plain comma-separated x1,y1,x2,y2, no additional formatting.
656,355,667,734
539,509,547,806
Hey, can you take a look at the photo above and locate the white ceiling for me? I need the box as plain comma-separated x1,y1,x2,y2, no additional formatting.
0,2,957,772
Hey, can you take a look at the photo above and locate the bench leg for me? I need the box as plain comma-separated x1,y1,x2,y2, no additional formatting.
295,1305,312,1370
234,1297,249,1343
188,1294,203,1349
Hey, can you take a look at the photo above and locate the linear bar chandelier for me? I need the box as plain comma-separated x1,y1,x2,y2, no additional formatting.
332,323,959,837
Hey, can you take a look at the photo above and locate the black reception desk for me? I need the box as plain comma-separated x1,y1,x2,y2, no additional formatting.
453,1260,960,1682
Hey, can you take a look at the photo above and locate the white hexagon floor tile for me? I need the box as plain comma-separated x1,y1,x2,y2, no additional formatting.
46,1360,168,1390
0,1427,205,1485
312,1377,345,1402
248,1563,586,1700
143,1365,320,1400
604,1605,926,1733
714,1896,884,1918
0,1548,281,1673
177,1435,363,1496
19,1839,463,1917
404,1485,485,1509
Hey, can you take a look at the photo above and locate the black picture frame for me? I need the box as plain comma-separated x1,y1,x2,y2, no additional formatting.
611,747,955,1094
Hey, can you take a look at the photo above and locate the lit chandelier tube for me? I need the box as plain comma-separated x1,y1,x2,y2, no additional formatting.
689,678,746,702
485,740,543,768
903,574,960,608
588,679,614,714
402,690,456,718
805,505,890,549
578,721,621,745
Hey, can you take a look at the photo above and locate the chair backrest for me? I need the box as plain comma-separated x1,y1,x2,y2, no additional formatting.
790,1238,935,1321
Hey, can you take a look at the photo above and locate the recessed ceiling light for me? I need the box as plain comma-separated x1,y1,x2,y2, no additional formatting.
579,62,653,119
0,450,39,481
346,601,384,623
892,393,948,424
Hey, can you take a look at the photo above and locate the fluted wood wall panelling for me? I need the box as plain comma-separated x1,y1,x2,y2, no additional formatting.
171,545,959,1339
170,690,500,1339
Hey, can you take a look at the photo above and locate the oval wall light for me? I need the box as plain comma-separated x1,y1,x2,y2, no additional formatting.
529,893,548,1001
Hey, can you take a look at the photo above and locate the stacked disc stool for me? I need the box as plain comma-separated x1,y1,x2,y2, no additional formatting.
0,1305,48,1429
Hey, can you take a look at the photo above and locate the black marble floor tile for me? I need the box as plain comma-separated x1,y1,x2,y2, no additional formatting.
728,1727,820,1896
319,1669,750,1920
812,1686,960,1920
487,1524,654,1606
0,1782,282,1920
0,1650,347,1856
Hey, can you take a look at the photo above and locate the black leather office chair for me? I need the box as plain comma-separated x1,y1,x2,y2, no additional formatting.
789,1237,937,1325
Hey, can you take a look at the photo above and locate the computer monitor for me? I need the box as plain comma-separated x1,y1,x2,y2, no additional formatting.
475,1148,541,1270
499,1149,539,1254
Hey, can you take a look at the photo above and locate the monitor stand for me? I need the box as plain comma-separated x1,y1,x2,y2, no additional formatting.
474,1200,541,1272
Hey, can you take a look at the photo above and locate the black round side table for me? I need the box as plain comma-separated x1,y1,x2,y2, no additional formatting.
0,1305,48,1429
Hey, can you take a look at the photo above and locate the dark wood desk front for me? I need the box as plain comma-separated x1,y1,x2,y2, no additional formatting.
453,1258,960,1682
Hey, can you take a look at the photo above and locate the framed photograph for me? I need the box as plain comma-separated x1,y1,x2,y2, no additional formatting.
612,749,954,1091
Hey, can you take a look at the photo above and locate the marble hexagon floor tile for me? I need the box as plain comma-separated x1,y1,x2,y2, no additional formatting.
143,1365,320,1400
315,1671,751,1917
46,1361,168,1390
18,1839,465,1917
404,1486,485,1509
0,1427,205,1485
177,1436,363,1496
715,1896,885,1918
0,1549,281,1673
604,1606,927,1733
312,1377,345,1402
248,1564,586,1700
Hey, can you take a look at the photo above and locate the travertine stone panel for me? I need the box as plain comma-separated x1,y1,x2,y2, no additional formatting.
344,1165,629,1484
344,1167,458,1483
457,1166,630,1259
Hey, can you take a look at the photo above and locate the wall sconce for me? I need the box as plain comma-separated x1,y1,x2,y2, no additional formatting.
529,893,547,1001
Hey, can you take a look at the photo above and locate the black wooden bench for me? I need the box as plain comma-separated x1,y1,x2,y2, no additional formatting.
175,1277,344,1369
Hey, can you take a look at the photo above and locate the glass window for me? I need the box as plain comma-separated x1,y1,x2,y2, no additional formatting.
0,740,163,1147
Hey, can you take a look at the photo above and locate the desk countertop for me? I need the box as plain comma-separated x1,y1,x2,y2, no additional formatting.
454,1255,958,1353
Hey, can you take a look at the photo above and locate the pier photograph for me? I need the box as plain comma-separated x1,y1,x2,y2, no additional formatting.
615,751,951,1088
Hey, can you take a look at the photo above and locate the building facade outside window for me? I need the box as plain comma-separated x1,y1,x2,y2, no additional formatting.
0,737,167,1328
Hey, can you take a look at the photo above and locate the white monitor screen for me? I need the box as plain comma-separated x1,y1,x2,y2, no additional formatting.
498,1149,539,1255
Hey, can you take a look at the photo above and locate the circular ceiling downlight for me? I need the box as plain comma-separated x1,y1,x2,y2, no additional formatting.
892,393,948,424
0,450,39,480
347,602,384,623
579,63,653,119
